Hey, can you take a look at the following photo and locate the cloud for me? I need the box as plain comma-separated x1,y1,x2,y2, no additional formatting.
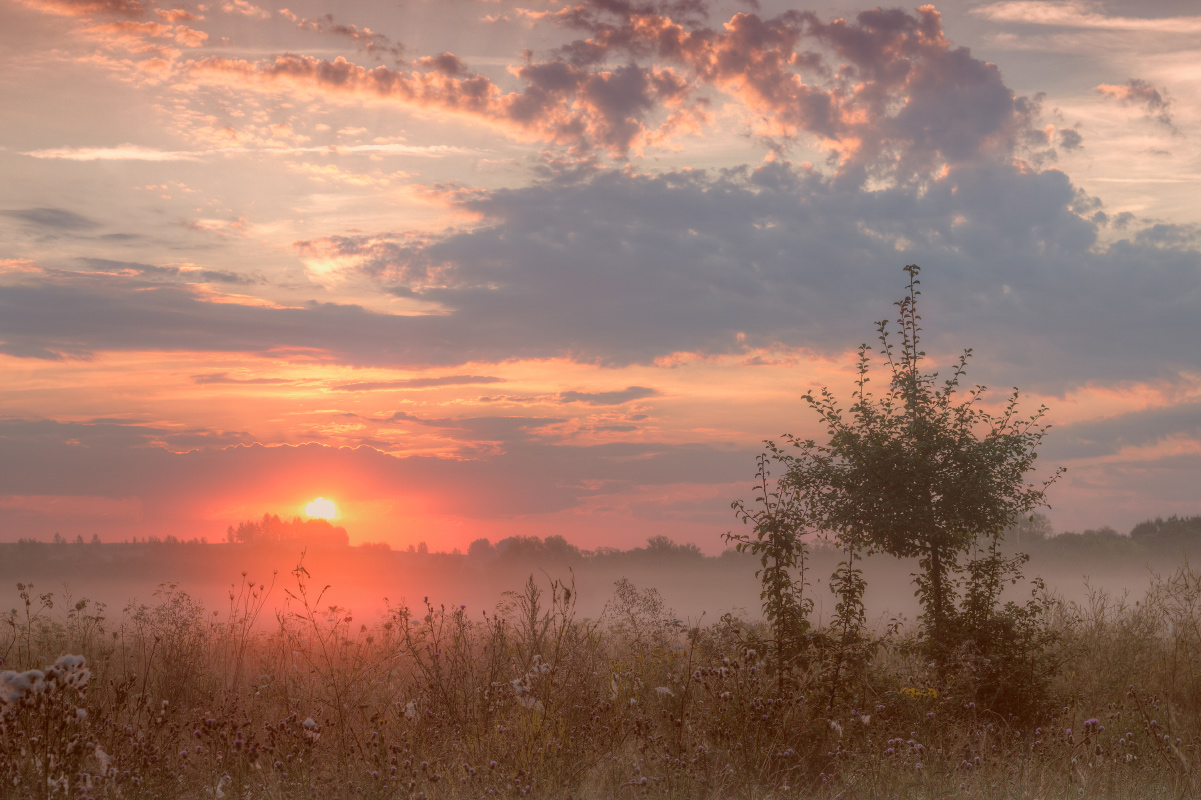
2,208,99,230
21,145,204,161
13,0,145,18
191,372,296,385
559,386,659,405
221,0,268,19
1096,78,1175,129
414,415,566,443
172,4,1049,171
18,2,1055,171
185,52,696,156
1046,401,1201,461
0,417,753,521
974,2,1201,34
3,158,1199,394
280,9,404,62
332,375,505,391
1058,128,1083,151
77,257,254,284
546,3,1049,180
21,143,474,161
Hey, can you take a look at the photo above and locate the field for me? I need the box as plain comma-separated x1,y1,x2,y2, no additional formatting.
5,541,1201,799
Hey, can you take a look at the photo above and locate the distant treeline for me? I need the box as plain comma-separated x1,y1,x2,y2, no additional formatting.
225,513,350,548
13,513,1201,559
1008,512,1201,555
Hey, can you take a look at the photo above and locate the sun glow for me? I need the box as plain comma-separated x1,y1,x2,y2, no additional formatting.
305,497,337,519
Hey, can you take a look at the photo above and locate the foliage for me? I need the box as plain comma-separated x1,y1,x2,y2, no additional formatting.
226,514,350,548
726,447,813,677
778,265,1061,659
1131,515,1201,551
729,264,1066,717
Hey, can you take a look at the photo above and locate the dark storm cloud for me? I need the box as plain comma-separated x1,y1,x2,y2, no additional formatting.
2,208,99,230
0,417,752,519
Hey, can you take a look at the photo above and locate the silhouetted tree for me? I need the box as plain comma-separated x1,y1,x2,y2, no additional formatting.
768,265,1062,660
1131,515,1201,550
226,513,349,547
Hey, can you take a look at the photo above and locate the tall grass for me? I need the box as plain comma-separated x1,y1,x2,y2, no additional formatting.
5,558,1201,799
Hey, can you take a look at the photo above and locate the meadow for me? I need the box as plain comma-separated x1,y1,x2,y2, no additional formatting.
5,537,1201,799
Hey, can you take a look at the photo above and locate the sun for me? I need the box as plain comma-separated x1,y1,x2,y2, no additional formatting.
305,497,337,519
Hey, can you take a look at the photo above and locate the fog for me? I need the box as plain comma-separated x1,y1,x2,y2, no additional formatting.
1,537,1190,634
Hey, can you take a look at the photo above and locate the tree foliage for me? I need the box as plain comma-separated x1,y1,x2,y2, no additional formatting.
733,265,1063,700
786,265,1062,652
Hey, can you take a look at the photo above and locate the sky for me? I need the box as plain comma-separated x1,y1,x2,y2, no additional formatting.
0,0,1199,551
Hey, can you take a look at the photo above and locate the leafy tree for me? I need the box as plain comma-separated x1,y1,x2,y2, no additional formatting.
727,447,813,681
1005,511,1054,546
769,265,1062,659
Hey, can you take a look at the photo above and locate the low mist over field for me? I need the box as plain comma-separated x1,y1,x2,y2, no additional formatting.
4,0,1201,796
6,513,1200,628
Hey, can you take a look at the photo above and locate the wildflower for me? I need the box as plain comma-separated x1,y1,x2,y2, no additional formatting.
516,696,545,713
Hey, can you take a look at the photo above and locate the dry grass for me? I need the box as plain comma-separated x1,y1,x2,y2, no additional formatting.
5,558,1201,799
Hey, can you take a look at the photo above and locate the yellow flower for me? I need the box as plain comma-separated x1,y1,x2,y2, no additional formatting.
900,687,937,699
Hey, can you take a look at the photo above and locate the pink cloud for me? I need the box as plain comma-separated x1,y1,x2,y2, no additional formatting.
13,0,146,17
1096,78,1175,130
186,53,696,155
545,3,1050,180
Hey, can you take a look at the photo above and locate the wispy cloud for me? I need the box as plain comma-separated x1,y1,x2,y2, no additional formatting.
22,145,203,161
22,142,482,160
332,375,505,391
558,386,659,405
2,208,99,229
1096,78,1176,130
192,372,296,385
974,1,1201,34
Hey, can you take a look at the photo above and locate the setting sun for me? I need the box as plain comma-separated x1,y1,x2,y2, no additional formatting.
305,497,337,519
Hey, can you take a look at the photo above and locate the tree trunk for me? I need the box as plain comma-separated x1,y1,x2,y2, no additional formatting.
929,544,945,649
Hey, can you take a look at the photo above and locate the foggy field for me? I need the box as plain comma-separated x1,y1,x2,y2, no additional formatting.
6,538,1201,799
0,539,1191,628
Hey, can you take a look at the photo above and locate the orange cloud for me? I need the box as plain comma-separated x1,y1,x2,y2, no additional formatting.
184,53,700,155
13,0,145,18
